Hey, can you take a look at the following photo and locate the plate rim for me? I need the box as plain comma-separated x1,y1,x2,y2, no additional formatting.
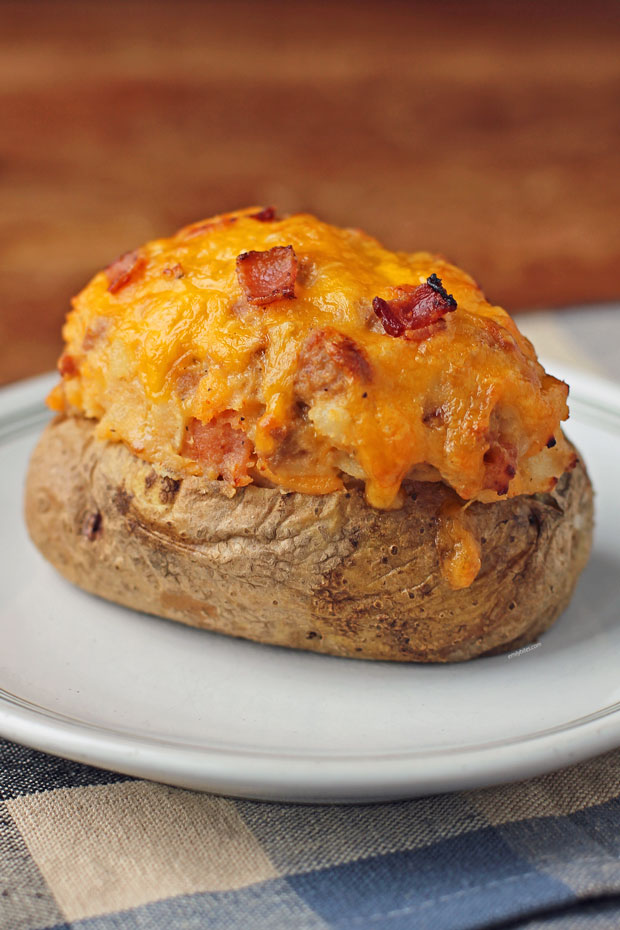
2,363,619,802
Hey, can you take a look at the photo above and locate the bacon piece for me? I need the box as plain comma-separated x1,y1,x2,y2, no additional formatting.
296,327,372,400
483,440,517,495
58,353,79,377
181,411,254,487
325,331,372,382
372,274,457,338
236,245,298,306
105,250,147,295
250,206,277,222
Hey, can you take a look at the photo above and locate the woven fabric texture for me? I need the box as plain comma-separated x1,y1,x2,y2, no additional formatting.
2,739,620,930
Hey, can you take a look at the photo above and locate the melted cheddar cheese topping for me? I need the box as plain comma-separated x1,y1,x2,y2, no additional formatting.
50,207,573,509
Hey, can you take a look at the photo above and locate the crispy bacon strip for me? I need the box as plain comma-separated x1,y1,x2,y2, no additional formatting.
250,206,277,222
181,411,254,487
373,273,457,338
236,245,298,306
105,250,147,295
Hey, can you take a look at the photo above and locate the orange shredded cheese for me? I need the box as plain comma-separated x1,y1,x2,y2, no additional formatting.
51,207,573,508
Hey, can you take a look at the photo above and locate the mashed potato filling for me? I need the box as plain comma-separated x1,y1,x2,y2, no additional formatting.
50,207,574,509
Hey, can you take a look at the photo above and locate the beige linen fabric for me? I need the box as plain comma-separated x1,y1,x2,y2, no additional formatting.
7,782,277,921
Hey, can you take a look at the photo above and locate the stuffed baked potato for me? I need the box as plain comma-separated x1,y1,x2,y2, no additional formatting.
25,207,593,661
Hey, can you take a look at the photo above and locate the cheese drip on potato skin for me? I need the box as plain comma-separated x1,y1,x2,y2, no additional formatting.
49,207,574,517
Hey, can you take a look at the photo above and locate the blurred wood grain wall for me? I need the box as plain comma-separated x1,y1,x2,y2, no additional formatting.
2,0,619,383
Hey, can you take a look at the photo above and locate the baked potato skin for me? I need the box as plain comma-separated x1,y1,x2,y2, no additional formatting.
25,416,593,662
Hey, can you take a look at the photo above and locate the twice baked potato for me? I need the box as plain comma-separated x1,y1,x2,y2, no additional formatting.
25,207,593,661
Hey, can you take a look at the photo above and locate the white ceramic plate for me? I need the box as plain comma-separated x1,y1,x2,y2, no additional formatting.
2,365,620,803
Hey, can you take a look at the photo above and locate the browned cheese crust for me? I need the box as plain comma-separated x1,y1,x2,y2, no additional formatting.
25,416,593,662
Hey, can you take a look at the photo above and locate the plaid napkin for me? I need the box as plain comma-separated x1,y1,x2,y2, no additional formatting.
3,739,620,929
2,306,620,930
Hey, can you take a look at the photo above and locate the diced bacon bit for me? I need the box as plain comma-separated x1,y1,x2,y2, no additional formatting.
296,327,372,399
372,274,457,338
324,330,372,382
105,250,147,295
162,263,185,279
181,411,255,487
483,440,518,495
58,353,79,377
250,206,277,222
236,245,298,306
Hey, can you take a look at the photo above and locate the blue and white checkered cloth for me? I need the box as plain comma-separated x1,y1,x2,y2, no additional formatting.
3,738,620,929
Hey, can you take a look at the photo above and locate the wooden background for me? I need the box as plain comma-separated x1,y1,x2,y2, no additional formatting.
2,0,619,385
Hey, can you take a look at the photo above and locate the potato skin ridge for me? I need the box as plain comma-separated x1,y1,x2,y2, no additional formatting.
25,416,593,663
